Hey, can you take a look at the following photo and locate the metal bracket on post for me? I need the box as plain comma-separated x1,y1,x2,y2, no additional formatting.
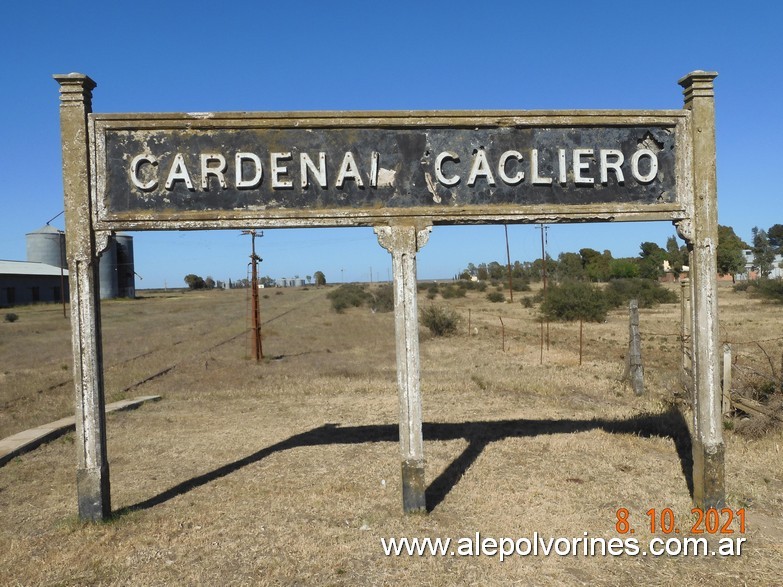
375,223,431,513
679,70,724,509
54,73,111,521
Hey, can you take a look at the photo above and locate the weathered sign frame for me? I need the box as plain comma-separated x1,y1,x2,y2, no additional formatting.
55,71,722,521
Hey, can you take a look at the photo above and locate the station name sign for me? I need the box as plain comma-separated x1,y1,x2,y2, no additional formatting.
91,111,690,228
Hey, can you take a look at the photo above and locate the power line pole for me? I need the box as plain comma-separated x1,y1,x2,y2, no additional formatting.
537,224,550,362
504,224,514,303
242,229,263,361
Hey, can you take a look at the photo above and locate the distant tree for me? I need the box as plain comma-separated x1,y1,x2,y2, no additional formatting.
579,248,612,282
314,271,326,287
608,258,640,279
767,223,783,254
752,227,776,277
638,242,667,280
184,274,206,290
259,275,275,287
204,276,216,289
556,252,586,281
487,261,505,280
665,236,688,278
306,275,312,284
717,225,748,280
476,263,489,281
531,255,557,282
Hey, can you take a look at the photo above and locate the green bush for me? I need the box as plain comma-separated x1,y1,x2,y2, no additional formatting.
441,285,466,299
370,284,395,312
4,313,19,323
327,284,372,313
604,278,678,309
521,297,534,308
420,305,459,336
754,279,783,303
540,281,609,322
487,291,505,303
511,277,531,292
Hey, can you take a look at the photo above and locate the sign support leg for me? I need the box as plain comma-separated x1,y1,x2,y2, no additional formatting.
679,71,724,508
54,73,111,521
375,224,431,513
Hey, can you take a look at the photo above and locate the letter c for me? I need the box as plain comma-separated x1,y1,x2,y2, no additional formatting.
130,154,158,190
435,151,460,186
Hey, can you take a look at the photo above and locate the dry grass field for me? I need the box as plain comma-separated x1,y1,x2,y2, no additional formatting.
1,281,782,586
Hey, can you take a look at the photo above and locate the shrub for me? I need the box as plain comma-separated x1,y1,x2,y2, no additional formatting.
511,277,531,292
487,291,505,303
604,278,678,309
540,281,609,322
755,279,783,303
327,284,371,313
420,305,459,336
4,313,19,323
441,285,465,299
521,297,534,308
371,284,395,312
476,281,487,292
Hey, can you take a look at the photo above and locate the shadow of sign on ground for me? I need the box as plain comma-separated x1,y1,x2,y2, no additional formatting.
115,406,692,517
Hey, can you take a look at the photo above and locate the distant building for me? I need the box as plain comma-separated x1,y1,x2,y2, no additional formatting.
0,225,136,307
0,260,68,306
737,249,783,280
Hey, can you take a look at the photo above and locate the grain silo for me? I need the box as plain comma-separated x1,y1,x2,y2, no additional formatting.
115,233,135,298
26,225,66,268
21,226,136,300
98,238,118,299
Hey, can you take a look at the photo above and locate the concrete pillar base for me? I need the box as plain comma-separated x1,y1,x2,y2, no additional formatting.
691,439,725,509
77,465,111,521
402,459,426,513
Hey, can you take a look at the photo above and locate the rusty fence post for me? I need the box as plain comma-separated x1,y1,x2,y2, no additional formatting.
375,223,431,513
54,73,112,521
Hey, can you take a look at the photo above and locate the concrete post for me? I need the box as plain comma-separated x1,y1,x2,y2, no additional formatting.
627,299,644,396
54,73,111,520
375,223,431,513
679,71,724,508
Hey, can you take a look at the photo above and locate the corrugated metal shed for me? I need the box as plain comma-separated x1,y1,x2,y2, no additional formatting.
0,260,69,277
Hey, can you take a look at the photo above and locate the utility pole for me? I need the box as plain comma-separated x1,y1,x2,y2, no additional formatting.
242,229,263,361
504,224,514,303
537,224,550,361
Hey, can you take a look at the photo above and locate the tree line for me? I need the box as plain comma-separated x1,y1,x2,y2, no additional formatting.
183,271,327,290
459,223,782,284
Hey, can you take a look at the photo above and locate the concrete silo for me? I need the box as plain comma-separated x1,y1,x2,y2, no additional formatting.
22,226,136,300
26,225,66,269
98,238,118,299
115,233,135,298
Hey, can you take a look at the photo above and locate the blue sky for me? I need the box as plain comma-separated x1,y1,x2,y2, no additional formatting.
1,1,780,287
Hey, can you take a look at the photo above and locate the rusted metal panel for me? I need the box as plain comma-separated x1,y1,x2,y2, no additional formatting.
91,111,691,229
